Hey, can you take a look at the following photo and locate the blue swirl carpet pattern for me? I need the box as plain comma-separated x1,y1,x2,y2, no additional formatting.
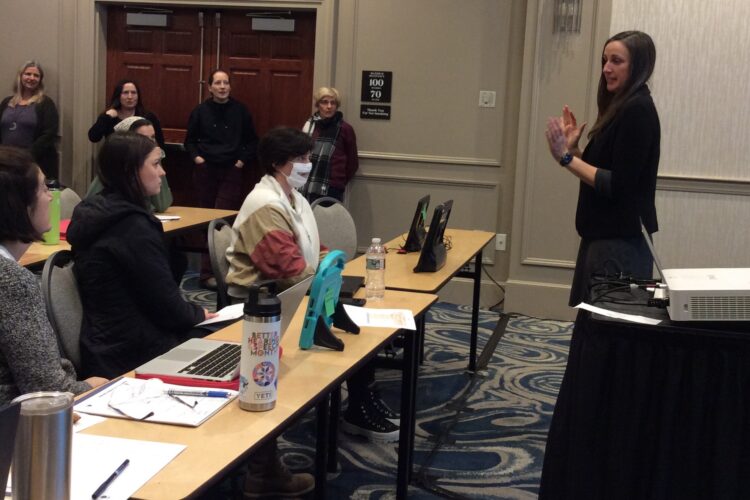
181,275,573,499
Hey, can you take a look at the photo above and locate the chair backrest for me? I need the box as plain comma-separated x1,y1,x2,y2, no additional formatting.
41,250,83,372
311,197,358,261
59,188,82,219
208,218,233,309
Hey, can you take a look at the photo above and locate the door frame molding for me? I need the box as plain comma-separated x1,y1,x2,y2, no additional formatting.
64,0,336,196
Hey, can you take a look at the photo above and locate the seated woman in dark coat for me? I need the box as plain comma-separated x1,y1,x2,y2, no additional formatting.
68,133,214,378
0,146,106,404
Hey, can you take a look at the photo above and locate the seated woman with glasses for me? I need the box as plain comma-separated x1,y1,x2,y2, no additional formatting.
0,146,107,404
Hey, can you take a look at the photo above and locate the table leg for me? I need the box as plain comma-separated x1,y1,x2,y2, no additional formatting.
468,249,482,372
327,385,340,473
314,395,330,500
396,319,420,499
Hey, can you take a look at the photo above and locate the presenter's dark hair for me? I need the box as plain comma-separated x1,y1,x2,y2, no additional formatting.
108,79,146,115
0,146,43,243
590,30,656,139
97,133,159,209
258,127,314,176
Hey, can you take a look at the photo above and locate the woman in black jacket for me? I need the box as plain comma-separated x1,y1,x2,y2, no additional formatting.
88,79,165,149
545,31,660,305
0,61,59,179
68,133,214,378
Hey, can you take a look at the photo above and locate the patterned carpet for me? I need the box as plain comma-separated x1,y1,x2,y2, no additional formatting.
181,275,574,499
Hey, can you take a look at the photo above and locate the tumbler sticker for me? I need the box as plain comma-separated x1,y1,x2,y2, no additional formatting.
252,361,276,387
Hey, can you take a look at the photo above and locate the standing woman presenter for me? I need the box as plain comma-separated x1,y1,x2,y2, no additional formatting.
0,61,60,180
545,30,661,305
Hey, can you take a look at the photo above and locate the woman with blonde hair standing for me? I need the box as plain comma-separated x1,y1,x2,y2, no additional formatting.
301,86,359,203
0,61,59,180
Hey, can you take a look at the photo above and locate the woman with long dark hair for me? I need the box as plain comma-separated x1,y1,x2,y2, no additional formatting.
0,61,60,179
69,133,213,378
545,30,661,305
0,146,107,403
88,79,165,148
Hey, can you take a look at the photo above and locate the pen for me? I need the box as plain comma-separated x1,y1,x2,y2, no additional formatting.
166,389,231,398
92,458,129,499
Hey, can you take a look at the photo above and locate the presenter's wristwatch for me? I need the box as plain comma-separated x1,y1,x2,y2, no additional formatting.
559,152,573,167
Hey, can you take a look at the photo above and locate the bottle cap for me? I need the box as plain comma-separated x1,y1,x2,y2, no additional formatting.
244,280,281,317
372,237,381,244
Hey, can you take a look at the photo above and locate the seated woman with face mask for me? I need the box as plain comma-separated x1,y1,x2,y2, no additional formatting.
226,127,320,299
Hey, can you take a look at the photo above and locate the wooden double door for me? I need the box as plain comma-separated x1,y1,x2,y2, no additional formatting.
106,5,316,142
105,6,316,203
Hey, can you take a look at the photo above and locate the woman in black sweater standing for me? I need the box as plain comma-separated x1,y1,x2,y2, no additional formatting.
545,30,661,305
184,69,258,287
88,79,165,149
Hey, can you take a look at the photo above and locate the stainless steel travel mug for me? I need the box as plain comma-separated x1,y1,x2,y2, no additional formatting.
11,391,73,500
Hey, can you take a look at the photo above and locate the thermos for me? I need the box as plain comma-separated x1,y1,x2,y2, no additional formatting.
239,281,281,411
11,391,73,500
42,179,60,245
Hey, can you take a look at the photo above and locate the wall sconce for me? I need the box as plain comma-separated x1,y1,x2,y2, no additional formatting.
554,0,582,33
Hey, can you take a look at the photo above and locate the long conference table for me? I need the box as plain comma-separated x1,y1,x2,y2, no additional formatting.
343,228,495,371
79,289,437,499
20,206,238,268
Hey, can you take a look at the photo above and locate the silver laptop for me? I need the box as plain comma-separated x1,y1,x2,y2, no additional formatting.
135,276,312,383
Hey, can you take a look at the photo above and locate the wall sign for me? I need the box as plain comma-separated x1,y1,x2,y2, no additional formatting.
360,105,391,120
361,71,392,103
361,71,392,120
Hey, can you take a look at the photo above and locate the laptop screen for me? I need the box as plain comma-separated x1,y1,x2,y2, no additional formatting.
640,222,666,283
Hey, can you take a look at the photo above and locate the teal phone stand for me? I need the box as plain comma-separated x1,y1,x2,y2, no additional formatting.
299,250,360,350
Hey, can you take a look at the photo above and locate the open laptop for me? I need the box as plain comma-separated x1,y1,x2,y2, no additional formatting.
135,276,312,385
640,223,666,283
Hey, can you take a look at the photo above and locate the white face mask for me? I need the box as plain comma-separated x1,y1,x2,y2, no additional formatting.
285,161,312,189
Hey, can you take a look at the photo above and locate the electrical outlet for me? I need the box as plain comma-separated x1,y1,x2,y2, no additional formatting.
460,262,475,274
495,233,507,251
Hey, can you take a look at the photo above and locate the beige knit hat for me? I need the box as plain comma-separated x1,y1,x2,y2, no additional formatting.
113,115,145,133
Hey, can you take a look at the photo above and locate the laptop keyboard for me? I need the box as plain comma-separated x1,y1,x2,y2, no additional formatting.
179,343,241,378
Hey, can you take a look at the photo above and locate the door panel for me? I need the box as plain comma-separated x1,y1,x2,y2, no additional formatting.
107,8,206,144
106,6,316,205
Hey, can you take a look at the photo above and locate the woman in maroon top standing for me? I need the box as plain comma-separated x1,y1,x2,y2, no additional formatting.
301,87,359,203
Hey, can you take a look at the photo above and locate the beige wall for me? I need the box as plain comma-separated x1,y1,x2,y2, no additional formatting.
610,0,750,270
5,0,746,320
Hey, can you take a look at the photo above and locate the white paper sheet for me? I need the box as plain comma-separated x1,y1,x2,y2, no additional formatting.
575,302,662,325
155,214,181,221
72,434,185,500
197,302,245,326
73,413,106,433
7,434,184,499
342,305,417,330
75,378,237,427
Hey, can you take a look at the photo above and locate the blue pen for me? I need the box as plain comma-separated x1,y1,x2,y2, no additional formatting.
166,389,230,398
92,458,129,498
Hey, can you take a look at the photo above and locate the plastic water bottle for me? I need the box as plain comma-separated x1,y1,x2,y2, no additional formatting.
42,180,60,245
365,237,386,300
240,281,281,412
